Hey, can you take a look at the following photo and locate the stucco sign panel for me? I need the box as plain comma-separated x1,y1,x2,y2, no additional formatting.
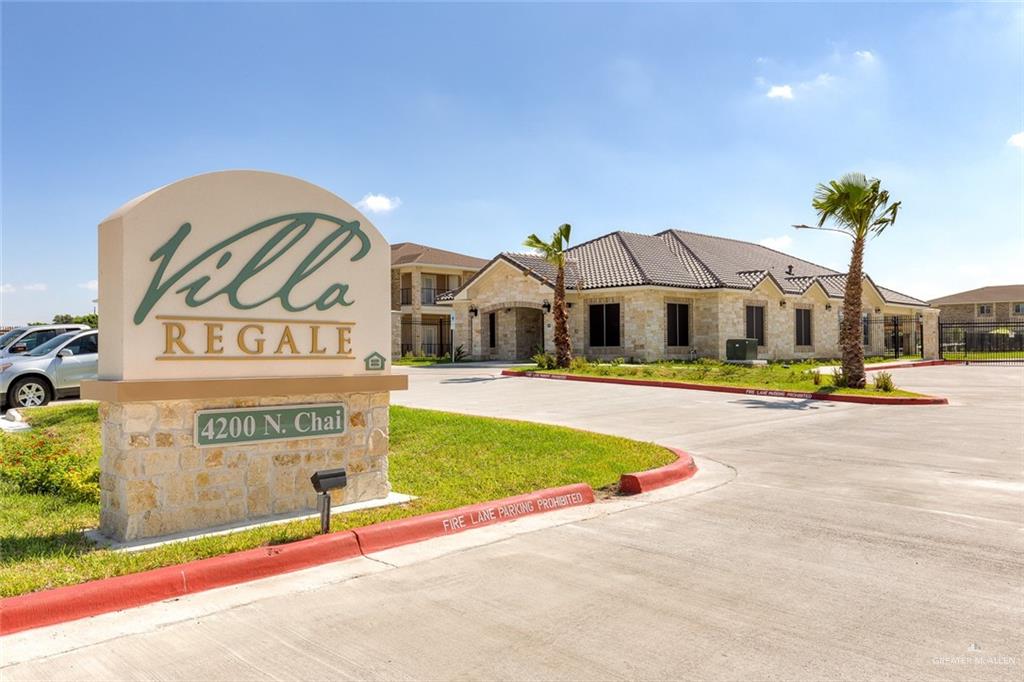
97,170,391,380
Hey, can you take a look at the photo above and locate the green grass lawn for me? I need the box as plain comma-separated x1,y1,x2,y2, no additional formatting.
0,403,673,597
942,351,1023,361
393,356,451,366
521,358,925,397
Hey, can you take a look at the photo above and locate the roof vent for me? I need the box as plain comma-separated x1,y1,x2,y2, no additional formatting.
786,264,794,275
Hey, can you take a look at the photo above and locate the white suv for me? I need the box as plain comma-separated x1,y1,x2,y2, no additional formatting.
0,324,90,359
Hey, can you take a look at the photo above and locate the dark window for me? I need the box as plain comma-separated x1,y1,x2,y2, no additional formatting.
488,312,496,348
863,314,871,345
65,333,98,355
667,303,690,347
795,309,812,346
745,305,765,346
20,329,57,350
589,303,621,347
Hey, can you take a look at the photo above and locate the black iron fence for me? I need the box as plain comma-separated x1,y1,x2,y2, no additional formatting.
400,319,453,358
939,320,1024,363
861,314,923,360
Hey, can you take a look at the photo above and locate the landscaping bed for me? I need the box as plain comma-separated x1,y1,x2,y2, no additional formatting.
518,358,927,398
0,403,673,597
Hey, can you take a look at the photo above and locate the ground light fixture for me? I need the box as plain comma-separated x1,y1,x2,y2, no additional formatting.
310,468,347,534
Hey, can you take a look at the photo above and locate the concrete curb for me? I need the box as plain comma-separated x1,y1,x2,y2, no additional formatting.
502,370,949,406
864,360,955,371
0,481,624,635
0,531,362,636
354,483,595,554
619,448,697,494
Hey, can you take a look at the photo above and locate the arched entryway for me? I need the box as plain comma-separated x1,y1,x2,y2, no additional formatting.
478,303,546,360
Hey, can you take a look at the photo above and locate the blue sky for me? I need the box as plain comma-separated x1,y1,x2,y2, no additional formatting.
2,2,1021,324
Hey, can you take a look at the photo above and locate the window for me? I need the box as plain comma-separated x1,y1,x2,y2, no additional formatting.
1013,303,1024,316
488,312,496,348
589,303,621,347
745,305,765,346
977,304,993,317
64,333,98,355
795,309,812,346
863,314,871,345
18,329,57,351
667,303,690,347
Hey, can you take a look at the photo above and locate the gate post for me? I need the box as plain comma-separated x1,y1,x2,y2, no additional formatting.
922,309,940,360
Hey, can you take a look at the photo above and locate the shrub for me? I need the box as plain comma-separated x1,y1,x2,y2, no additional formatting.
532,352,557,370
0,427,100,503
452,344,468,362
569,356,590,372
873,371,895,392
610,357,626,366
829,368,848,388
812,370,822,386
596,365,611,376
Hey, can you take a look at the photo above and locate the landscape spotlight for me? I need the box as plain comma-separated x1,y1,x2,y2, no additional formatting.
310,467,347,534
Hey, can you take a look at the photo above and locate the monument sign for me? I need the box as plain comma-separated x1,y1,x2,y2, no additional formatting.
83,170,406,541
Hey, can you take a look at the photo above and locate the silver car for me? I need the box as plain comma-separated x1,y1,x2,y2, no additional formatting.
0,330,99,408
0,324,90,358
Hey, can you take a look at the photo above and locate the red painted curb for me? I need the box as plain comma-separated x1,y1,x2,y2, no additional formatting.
0,531,361,636
619,448,697,495
502,370,948,406
865,359,953,371
354,483,595,554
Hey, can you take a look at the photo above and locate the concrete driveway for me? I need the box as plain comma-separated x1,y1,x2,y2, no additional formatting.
2,365,1022,680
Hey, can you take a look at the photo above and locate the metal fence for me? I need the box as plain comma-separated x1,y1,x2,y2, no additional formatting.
939,320,1024,363
399,288,449,306
400,319,453,358
861,314,923,360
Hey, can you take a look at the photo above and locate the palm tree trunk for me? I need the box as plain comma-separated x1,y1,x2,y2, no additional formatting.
554,264,572,368
841,236,867,388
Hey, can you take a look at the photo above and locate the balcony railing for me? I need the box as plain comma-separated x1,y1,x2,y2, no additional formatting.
399,287,451,306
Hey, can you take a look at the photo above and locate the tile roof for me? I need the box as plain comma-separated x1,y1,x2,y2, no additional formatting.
928,284,1024,306
391,242,489,269
483,229,928,306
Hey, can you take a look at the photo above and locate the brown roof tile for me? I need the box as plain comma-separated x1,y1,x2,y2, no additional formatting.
928,284,1024,306
391,242,489,269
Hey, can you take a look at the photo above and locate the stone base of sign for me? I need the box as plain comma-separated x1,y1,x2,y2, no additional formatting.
97,391,391,542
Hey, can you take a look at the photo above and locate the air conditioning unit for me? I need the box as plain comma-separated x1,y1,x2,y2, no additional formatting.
726,338,759,361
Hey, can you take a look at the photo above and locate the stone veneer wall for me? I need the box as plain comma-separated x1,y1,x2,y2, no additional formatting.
98,391,390,541
453,261,934,361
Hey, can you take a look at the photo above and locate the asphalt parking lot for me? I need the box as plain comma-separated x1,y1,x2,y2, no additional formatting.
3,364,1022,680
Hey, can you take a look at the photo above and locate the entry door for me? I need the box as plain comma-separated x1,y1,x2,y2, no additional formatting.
421,274,437,304
421,324,439,356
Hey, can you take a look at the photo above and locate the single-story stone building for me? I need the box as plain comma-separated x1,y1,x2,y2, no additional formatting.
442,229,939,361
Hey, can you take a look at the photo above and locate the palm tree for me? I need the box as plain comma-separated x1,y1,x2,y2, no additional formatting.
524,224,573,368
795,173,900,388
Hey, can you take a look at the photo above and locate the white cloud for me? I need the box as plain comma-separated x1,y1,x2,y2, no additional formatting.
21,283,47,292
0,283,14,293
356,194,402,214
1008,132,1024,148
77,280,98,291
759,235,793,250
854,50,876,63
766,85,793,100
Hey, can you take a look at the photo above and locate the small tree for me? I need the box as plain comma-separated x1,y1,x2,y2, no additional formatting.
524,224,573,368
795,173,900,388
